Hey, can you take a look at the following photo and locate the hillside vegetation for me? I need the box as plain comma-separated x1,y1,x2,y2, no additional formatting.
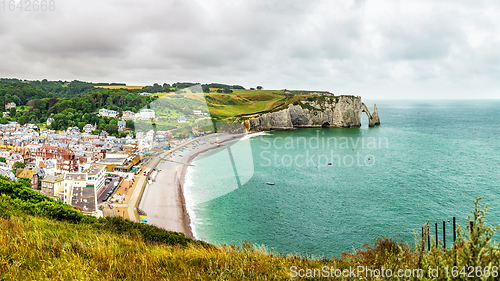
1,177,500,280
0,79,337,136
204,89,338,122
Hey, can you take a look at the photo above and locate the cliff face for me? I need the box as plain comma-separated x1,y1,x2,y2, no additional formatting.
243,96,380,131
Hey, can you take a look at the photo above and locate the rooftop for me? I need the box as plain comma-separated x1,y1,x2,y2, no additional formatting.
65,173,86,181
42,176,64,183
83,164,106,176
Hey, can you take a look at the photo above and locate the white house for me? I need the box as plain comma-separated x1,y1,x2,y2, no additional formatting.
83,124,96,133
98,109,118,118
122,111,135,120
5,102,16,110
146,130,155,141
138,109,155,119
83,164,107,194
117,121,126,132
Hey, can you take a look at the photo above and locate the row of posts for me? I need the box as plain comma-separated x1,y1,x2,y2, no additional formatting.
421,217,467,250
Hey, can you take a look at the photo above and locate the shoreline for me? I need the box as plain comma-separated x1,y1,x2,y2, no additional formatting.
141,132,252,241
178,133,252,239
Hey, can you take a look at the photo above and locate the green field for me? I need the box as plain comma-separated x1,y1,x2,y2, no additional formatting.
204,88,337,122
142,88,337,136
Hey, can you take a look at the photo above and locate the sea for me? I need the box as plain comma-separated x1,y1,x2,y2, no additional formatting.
184,100,500,258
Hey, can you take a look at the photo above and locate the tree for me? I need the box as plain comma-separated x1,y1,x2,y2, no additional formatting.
9,108,16,118
18,115,29,125
13,161,25,169
105,124,118,135
0,157,5,163
126,119,134,129
256,86,263,90
11,95,21,105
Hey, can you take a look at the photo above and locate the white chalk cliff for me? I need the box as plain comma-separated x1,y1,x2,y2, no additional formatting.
243,95,380,131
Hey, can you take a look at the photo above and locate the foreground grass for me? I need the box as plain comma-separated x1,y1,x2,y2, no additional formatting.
0,212,331,280
1,177,500,280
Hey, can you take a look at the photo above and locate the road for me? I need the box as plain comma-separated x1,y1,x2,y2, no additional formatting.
105,135,214,224
97,177,119,203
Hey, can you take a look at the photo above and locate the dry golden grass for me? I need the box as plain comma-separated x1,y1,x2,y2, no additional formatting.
1,185,498,281
0,213,331,280
95,85,144,90
153,92,172,98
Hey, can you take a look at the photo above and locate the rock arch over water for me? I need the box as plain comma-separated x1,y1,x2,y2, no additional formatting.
361,103,381,127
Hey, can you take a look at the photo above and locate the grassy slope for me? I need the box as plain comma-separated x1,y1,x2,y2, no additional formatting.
3,200,500,280
0,200,328,280
1,178,500,280
204,89,287,122
204,89,346,122
149,89,339,126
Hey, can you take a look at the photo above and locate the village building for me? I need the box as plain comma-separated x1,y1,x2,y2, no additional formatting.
123,143,138,154
98,108,118,118
5,102,16,110
137,109,155,119
122,111,135,120
35,145,78,172
83,124,96,133
117,120,126,132
16,169,39,190
11,145,34,168
83,164,106,193
40,176,64,200
6,153,23,167
96,154,140,173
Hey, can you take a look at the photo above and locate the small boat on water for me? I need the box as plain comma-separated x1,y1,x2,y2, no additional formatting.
266,182,275,185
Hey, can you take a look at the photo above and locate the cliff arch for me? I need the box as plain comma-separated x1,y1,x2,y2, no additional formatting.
361,103,380,127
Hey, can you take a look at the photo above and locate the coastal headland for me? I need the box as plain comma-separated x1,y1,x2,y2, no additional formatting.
243,95,380,131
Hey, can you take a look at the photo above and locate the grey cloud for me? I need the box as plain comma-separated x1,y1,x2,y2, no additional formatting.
0,0,500,99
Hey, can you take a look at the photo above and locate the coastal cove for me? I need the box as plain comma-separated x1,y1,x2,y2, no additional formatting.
182,100,500,258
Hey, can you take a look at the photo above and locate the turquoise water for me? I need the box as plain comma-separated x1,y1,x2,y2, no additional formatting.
185,100,500,258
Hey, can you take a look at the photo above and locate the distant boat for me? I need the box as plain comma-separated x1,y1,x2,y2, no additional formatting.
266,182,275,185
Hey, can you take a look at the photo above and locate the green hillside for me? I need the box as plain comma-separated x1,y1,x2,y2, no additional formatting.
203,89,340,122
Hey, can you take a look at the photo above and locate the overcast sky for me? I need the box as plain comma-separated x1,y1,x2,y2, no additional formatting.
1,0,500,99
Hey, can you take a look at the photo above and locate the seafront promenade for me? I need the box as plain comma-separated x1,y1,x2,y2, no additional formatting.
102,136,205,224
